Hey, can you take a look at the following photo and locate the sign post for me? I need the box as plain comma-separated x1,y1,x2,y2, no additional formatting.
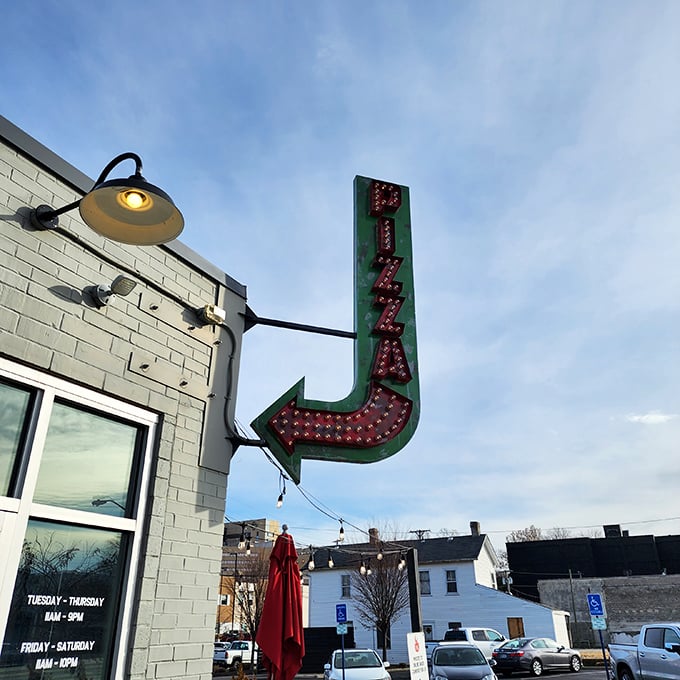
336,604,348,680
587,593,610,678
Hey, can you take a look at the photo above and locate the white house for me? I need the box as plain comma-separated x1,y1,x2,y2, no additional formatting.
306,525,570,664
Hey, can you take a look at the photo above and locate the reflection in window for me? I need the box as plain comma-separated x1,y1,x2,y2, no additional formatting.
0,380,32,497
33,402,141,516
0,520,127,679
419,570,431,595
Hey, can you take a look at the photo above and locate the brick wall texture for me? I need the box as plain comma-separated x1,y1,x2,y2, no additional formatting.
0,140,246,679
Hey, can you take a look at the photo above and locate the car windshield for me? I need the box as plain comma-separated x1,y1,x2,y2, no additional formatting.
500,638,531,650
434,648,486,666
334,651,382,668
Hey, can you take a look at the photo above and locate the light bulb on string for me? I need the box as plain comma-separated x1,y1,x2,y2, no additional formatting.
238,524,246,550
327,551,334,568
338,520,345,542
308,546,315,571
276,472,286,508
398,553,406,570
359,558,367,576
377,543,384,560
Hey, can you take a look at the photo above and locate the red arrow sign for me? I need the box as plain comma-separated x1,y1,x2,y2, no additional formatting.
268,381,413,455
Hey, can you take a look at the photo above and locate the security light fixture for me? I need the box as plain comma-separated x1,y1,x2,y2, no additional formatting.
197,303,227,325
92,274,138,307
30,152,184,245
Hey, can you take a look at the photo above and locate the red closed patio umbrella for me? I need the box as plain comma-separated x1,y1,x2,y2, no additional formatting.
256,527,305,680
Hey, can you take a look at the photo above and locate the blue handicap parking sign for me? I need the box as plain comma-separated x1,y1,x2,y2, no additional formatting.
587,593,604,616
336,603,347,623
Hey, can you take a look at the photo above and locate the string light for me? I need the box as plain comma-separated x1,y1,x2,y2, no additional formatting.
359,557,367,575
398,553,406,570
327,550,334,568
366,559,372,576
377,543,384,560
308,546,315,571
338,520,345,542
276,472,287,508
238,524,246,550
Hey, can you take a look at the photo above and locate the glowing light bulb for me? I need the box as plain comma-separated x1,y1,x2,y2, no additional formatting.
122,190,147,209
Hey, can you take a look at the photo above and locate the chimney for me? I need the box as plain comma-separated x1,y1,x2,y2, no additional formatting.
603,524,622,538
470,521,481,536
368,528,380,545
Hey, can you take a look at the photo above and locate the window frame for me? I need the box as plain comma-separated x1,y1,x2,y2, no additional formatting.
446,569,458,594
0,357,158,679
341,573,351,598
419,570,431,595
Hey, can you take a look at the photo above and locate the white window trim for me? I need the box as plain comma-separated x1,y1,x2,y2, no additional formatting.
0,357,158,680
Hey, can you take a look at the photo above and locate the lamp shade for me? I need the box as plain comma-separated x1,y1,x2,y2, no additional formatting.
79,174,184,245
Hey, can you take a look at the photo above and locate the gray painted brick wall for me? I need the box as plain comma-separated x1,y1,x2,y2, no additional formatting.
1,139,247,679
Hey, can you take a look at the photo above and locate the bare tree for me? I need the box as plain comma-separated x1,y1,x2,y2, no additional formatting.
349,553,409,661
238,548,271,667
505,525,544,542
545,527,573,540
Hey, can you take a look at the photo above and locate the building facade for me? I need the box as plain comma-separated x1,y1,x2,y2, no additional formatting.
306,527,570,664
0,117,246,679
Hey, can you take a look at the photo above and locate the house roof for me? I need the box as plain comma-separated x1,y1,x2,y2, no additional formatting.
307,535,489,570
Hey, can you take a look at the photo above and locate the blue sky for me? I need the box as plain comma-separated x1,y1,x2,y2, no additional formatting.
4,1,680,552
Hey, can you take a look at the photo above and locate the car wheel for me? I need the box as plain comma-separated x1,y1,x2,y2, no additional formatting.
619,666,634,680
232,659,242,673
570,656,582,672
530,659,543,676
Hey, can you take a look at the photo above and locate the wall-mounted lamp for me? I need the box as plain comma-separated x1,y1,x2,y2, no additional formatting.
30,152,184,245
92,274,137,307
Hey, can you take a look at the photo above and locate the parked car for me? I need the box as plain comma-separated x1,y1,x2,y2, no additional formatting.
324,648,390,680
492,637,582,677
609,623,680,680
431,643,498,680
443,628,508,660
214,640,258,669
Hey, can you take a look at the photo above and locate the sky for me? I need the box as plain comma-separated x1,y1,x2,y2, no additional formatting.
3,1,680,555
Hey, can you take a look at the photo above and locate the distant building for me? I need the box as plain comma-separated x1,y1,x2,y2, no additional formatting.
506,525,680,602
306,523,570,664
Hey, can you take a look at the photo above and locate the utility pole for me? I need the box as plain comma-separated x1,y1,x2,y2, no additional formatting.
406,547,423,632
409,529,430,540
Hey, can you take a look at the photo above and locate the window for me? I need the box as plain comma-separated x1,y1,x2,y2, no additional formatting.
341,574,351,598
419,570,431,595
423,623,434,641
446,569,458,593
0,380,34,498
472,630,486,641
220,594,231,606
448,621,462,630
487,630,505,642
0,359,157,679
645,628,665,649
665,628,680,645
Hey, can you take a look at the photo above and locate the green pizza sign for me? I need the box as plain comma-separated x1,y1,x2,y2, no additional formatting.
251,176,420,483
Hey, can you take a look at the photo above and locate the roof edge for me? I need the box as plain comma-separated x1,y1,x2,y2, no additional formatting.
0,115,246,299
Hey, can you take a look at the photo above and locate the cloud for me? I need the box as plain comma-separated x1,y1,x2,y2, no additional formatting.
626,412,678,425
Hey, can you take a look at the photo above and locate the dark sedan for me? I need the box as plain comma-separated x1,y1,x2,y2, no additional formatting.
492,638,582,677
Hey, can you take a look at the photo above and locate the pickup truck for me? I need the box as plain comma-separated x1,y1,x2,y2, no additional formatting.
214,640,258,669
426,628,507,661
609,623,680,680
